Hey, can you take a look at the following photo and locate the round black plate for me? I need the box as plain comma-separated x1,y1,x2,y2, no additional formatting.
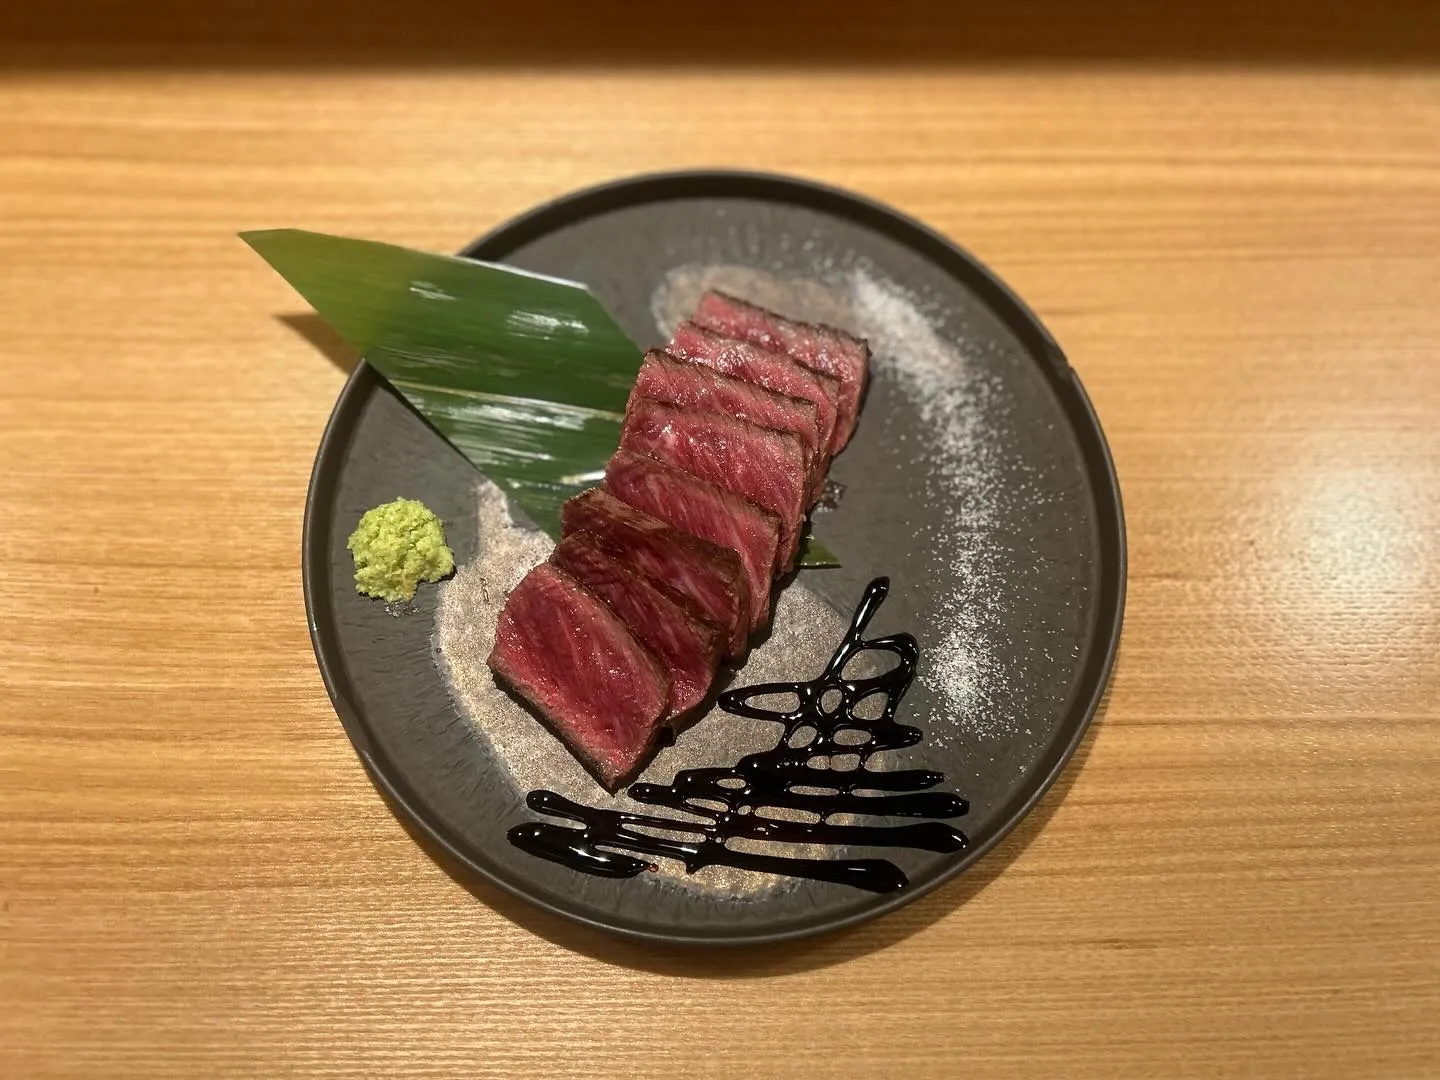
303,170,1125,946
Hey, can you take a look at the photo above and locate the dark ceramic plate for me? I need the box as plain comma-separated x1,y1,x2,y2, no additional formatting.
302,170,1125,945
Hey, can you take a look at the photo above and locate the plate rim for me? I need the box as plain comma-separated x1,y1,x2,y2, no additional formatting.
301,168,1127,947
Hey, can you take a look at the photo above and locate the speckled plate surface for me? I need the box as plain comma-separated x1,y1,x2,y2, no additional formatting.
302,170,1125,945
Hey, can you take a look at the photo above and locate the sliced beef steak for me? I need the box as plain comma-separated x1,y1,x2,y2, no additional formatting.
560,487,749,658
488,563,669,790
551,531,724,721
630,349,824,501
604,449,780,632
669,321,841,459
619,398,808,570
694,290,870,453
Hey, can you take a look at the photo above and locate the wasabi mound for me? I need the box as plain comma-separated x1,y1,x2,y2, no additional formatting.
346,498,455,603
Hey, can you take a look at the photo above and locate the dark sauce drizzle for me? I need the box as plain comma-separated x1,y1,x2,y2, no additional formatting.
508,577,969,893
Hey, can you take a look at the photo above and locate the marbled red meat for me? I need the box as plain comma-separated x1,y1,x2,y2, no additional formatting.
487,562,669,790
489,292,871,788
668,321,841,460
604,449,780,632
619,397,808,570
551,530,724,721
630,349,825,504
694,290,870,453
560,487,749,658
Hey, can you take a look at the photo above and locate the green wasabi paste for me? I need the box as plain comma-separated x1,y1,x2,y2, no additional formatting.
346,498,455,603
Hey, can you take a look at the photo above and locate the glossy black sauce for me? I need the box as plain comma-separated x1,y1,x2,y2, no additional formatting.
508,577,968,893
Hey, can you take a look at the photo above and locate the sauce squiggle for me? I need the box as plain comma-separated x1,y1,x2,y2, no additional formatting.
509,577,968,893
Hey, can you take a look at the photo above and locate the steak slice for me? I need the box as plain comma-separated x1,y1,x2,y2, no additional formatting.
551,531,724,721
619,397,808,571
630,349,824,502
605,449,780,632
561,487,749,658
669,321,841,461
488,563,669,790
694,290,870,453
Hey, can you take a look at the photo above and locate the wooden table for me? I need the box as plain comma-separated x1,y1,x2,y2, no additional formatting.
3,5,1438,1076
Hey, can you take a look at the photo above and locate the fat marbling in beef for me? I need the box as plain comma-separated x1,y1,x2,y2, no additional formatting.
488,562,669,790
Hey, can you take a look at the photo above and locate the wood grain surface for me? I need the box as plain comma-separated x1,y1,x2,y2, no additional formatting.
2,5,1438,1076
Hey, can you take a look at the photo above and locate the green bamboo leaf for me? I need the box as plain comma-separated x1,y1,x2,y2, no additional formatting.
241,229,641,410
796,532,841,568
388,382,620,538
243,228,839,566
